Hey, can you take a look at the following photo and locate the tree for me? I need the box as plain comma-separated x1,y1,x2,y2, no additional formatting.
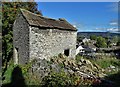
117,38,120,46
77,36,83,43
2,1,42,77
112,36,118,43
90,35,97,40
96,36,107,48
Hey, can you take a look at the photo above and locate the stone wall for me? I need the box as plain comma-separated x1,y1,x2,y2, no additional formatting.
29,26,77,61
13,12,77,64
13,12,29,65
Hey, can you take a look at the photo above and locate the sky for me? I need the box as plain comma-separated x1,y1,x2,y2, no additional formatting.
37,2,118,32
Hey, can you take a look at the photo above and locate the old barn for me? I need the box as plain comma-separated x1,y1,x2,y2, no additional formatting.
13,9,77,65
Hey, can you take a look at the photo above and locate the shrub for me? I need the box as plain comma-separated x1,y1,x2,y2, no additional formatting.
75,55,83,63
41,70,82,87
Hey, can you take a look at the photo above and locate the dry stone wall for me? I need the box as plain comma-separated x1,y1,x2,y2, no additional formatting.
29,26,77,61
13,13,29,64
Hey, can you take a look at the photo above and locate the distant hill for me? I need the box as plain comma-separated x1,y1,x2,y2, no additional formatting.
77,32,120,38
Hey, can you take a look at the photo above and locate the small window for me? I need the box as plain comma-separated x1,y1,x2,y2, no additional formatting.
64,49,69,56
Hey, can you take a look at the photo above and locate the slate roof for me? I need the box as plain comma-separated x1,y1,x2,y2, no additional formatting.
20,9,77,31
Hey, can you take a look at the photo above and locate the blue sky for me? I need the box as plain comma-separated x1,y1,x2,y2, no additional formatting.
37,2,118,32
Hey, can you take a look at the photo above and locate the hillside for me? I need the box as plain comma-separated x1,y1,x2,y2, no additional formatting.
77,32,120,38
2,54,120,87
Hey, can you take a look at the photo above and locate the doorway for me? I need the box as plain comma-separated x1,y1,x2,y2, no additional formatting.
64,49,70,56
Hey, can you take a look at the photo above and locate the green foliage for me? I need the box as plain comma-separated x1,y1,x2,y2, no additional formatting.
2,60,41,86
112,36,119,44
96,36,107,48
90,35,97,40
19,63,32,75
77,36,83,43
3,55,120,86
117,38,120,46
2,1,42,72
58,63,64,68
92,58,120,69
41,69,93,87
75,55,83,63
41,70,78,87
25,74,42,86
2,60,15,84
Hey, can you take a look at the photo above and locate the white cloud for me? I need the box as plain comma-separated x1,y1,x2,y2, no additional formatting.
107,27,118,32
95,27,119,32
109,20,118,26
95,27,105,30
95,27,108,32
110,22,118,26
72,22,83,29
73,25,77,28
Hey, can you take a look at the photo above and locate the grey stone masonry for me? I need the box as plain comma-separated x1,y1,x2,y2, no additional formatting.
13,12,29,65
29,26,77,61
13,9,77,65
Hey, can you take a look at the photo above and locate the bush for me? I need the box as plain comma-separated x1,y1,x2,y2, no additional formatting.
75,55,83,63
90,35,97,40
41,71,71,87
96,36,107,48
41,70,86,87
2,60,15,84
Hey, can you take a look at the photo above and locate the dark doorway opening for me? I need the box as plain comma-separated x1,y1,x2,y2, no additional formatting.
64,49,69,56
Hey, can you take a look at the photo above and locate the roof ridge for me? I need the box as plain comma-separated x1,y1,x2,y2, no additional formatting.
19,8,77,31
20,8,42,17
20,8,63,22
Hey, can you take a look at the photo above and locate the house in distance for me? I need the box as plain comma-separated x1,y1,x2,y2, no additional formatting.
13,9,77,65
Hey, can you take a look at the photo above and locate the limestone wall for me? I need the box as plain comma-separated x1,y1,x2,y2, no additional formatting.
29,26,77,61
13,12,77,64
13,13,29,65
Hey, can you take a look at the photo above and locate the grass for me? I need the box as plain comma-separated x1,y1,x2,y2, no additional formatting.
2,59,92,87
75,55,120,75
2,60,15,84
76,55,120,87
2,60,41,86
2,55,120,86
75,55,84,63
91,57,120,69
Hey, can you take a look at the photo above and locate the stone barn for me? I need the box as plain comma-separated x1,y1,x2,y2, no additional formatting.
13,9,77,65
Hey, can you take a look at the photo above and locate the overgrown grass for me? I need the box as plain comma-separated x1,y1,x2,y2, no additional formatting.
2,60,41,86
91,58,120,69
2,60,15,84
2,55,120,86
41,70,92,87
76,55,120,87
75,55,84,63
76,55,120,75
2,60,92,87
